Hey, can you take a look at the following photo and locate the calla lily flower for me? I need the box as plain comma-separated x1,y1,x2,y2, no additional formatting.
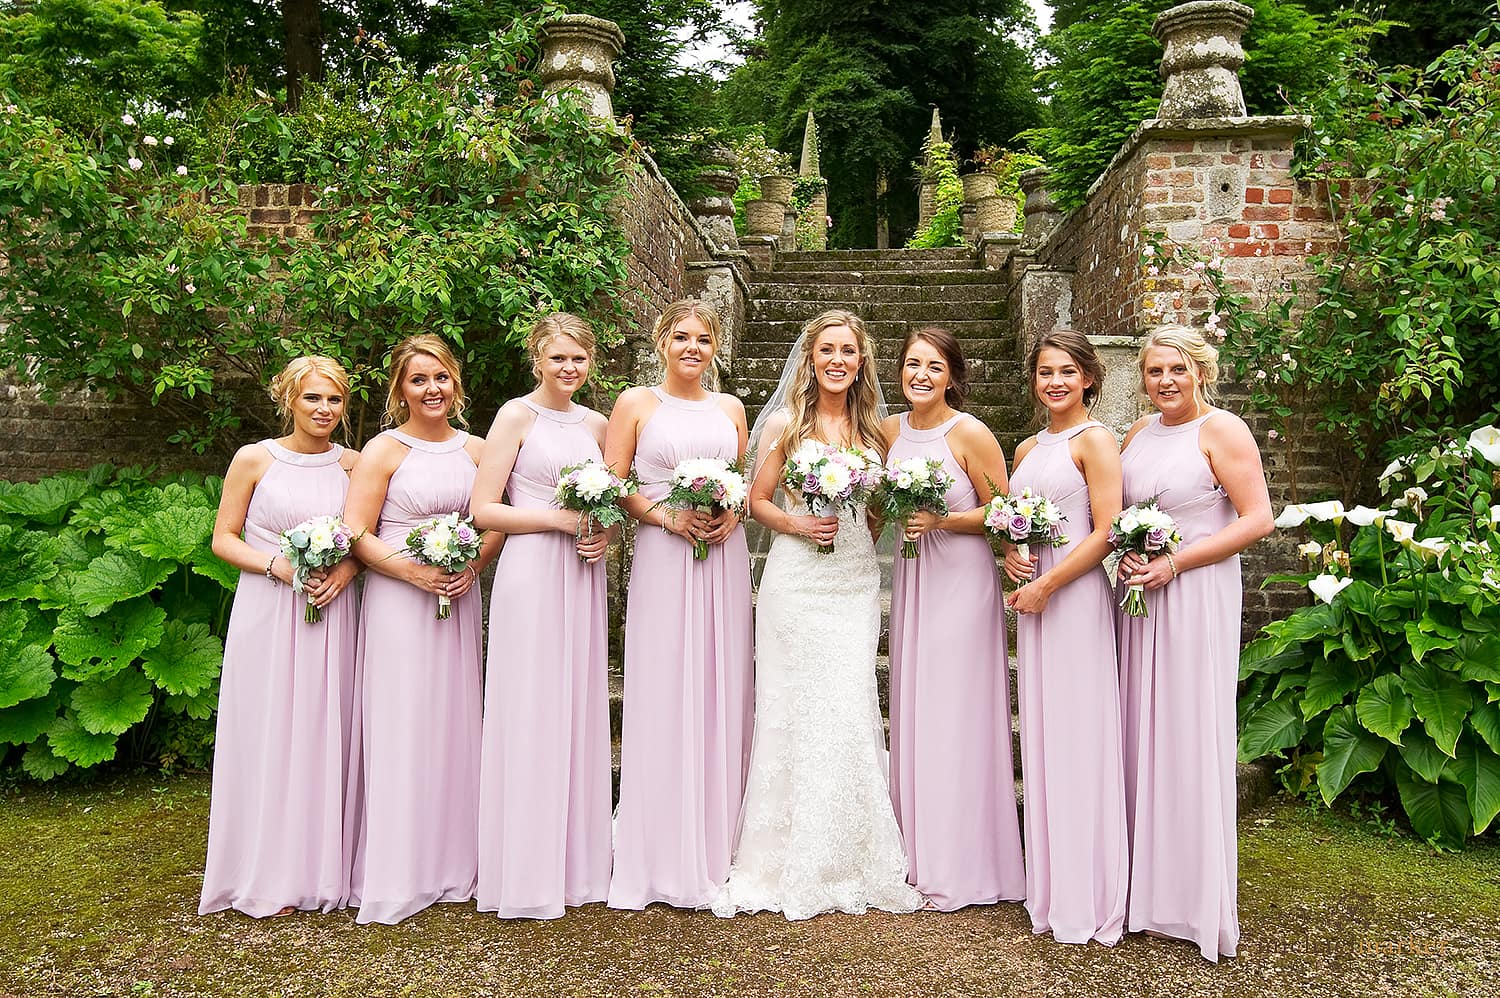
1343,505,1392,527
1308,574,1354,604
1469,425,1500,465
1378,456,1412,482
1410,537,1450,560
1274,500,1345,527
1297,540,1322,558
1386,519,1418,544
1274,504,1309,528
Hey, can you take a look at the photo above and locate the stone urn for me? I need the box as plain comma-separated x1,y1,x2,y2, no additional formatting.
961,171,999,203
759,174,797,205
744,199,785,237
974,194,1018,234
537,14,626,120
1152,0,1255,120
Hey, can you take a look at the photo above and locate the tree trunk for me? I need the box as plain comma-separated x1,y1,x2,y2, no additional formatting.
282,0,324,111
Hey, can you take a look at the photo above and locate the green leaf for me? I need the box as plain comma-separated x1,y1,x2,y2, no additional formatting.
0,642,56,710
0,476,91,525
164,685,218,720
53,600,167,680
70,669,154,735
1449,736,1500,835
0,523,63,601
1402,659,1472,757
69,550,174,616
1338,580,1381,619
1356,674,1414,745
1318,705,1388,804
1404,620,1457,663
1239,637,1308,678
22,738,71,780
1455,634,1500,683
1399,727,1448,783
1394,765,1471,850
46,711,119,766
1302,656,1363,719
1265,603,1341,646
141,621,222,696
1238,696,1307,762
189,543,240,591
1471,700,1500,756
125,505,215,563
0,693,62,745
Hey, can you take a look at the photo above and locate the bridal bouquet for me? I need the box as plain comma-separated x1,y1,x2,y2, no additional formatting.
876,456,953,559
279,515,359,623
403,512,483,619
555,459,637,562
1109,498,1182,617
662,457,748,560
983,488,1068,560
783,441,882,554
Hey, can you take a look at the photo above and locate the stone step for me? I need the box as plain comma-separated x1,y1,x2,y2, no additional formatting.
780,248,976,264
773,258,988,273
749,300,1008,323
750,268,1004,287
745,283,1007,305
734,340,1018,369
738,318,1013,346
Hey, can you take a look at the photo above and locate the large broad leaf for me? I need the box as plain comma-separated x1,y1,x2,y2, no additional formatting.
1239,637,1308,678
21,738,71,780
69,550,174,616
1301,656,1363,720
1338,580,1381,619
1394,764,1472,850
1402,659,1473,757
1470,700,1500,755
0,523,63,601
1449,735,1500,835
53,600,166,680
141,621,222,697
1399,727,1449,783
1356,674,1414,745
165,685,218,720
1238,696,1307,762
71,669,154,736
1318,705,1389,804
1455,634,1500,684
1405,620,1457,664
55,528,104,570
0,694,61,745
189,542,240,591
1265,603,1341,647
125,505,216,564
46,711,119,766
0,476,91,525
0,642,55,710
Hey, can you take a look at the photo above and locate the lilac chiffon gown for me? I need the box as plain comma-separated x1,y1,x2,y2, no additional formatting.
1118,411,1241,961
608,388,753,909
887,413,1025,910
477,400,611,918
346,429,483,925
1009,421,1128,945
200,441,356,917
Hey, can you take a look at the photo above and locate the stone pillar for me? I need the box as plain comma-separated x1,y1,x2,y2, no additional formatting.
538,14,626,121
687,145,739,253
917,108,943,231
1152,0,1255,120
1020,167,1063,249
798,112,828,251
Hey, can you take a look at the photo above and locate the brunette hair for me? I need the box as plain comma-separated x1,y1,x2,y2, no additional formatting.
1026,328,1106,409
900,326,969,409
528,312,596,383
383,334,468,428
776,309,886,461
652,299,724,390
1139,324,1220,404
267,355,351,435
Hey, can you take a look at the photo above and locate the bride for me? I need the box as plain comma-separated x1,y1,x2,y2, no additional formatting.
712,309,923,920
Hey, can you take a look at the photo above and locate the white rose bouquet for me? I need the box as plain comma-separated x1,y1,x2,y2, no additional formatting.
875,456,953,559
661,457,748,560
403,512,483,619
1109,498,1183,617
783,441,882,554
279,515,360,623
554,459,637,563
982,488,1068,561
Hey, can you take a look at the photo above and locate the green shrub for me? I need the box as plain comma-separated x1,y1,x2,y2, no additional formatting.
906,135,964,249
0,467,235,780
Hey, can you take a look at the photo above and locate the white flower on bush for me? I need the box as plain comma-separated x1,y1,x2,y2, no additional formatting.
163,136,174,146
176,165,188,176
1410,536,1450,560
143,135,158,146
1468,425,1500,466
121,113,136,126
1274,500,1345,527
1308,574,1353,604
127,157,143,171
1297,540,1322,559
1343,505,1392,527
1393,486,1427,512
1378,454,1414,483
1385,519,1418,545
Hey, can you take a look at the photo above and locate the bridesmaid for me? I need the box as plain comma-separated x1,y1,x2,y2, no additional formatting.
605,299,754,910
471,314,612,919
201,356,360,917
1116,325,1273,962
343,335,502,925
882,327,1025,910
1004,329,1128,945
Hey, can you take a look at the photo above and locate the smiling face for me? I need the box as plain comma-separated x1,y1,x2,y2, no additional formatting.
398,351,456,423
811,324,863,397
289,373,345,440
663,313,716,384
901,337,950,410
1142,344,1201,421
1034,346,1092,417
535,333,590,397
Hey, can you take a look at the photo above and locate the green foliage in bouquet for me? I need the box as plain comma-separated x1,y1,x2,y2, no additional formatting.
1238,423,1500,849
0,467,233,781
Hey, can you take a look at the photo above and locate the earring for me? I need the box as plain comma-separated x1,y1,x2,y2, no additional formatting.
399,400,407,408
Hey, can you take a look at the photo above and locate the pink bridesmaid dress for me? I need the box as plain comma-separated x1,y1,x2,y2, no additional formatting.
887,412,1025,909
1008,420,1128,945
346,429,483,925
200,440,356,917
608,388,754,910
477,401,611,918
1118,411,1241,961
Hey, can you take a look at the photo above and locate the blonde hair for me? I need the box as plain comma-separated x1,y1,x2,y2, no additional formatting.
267,355,351,435
777,309,887,461
1139,324,1219,404
529,312,596,383
652,299,724,390
384,334,468,428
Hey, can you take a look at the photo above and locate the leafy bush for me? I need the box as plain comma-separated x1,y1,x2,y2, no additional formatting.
1238,423,1500,849
906,135,964,249
0,467,234,780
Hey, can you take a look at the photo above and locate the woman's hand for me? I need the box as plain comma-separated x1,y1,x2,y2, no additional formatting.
1006,578,1053,615
1002,548,1038,585
304,559,359,608
903,510,942,545
575,515,610,563
662,506,713,544
406,561,463,597
702,508,740,546
1121,551,1174,591
791,514,839,547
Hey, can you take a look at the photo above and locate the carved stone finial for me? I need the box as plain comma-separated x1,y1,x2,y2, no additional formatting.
1020,167,1062,248
799,111,821,177
1152,1,1255,120
538,14,626,121
688,145,740,252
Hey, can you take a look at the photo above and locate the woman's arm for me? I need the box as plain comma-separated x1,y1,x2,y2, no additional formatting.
471,400,575,536
748,409,835,544
210,444,289,581
604,387,704,542
344,435,449,594
463,433,505,579
703,394,751,546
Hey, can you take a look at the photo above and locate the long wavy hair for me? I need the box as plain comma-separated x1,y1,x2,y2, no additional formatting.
383,334,468,429
1026,328,1105,420
777,309,886,461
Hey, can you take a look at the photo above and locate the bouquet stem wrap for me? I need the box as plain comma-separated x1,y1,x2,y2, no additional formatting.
1108,498,1182,620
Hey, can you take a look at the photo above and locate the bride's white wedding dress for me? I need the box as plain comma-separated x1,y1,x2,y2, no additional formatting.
712,498,923,920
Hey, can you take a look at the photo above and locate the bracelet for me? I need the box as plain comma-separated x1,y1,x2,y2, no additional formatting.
1165,552,1179,579
264,555,280,586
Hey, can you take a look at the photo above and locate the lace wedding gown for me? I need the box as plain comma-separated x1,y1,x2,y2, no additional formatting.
712,499,924,920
